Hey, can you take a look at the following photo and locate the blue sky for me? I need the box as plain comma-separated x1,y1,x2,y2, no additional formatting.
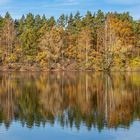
0,0,140,19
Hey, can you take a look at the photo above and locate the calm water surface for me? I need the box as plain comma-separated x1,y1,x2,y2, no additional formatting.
0,72,140,140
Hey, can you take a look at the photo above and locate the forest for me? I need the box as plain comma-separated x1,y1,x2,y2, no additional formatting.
0,10,140,71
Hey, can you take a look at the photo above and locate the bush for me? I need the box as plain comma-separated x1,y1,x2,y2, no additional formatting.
129,57,140,67
5,54,17,63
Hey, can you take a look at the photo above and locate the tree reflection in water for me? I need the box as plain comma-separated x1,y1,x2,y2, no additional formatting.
0,72,140,131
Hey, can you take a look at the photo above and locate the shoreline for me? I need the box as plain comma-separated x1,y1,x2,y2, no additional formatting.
0,65,139,72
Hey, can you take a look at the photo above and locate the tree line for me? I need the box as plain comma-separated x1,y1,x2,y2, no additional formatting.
0,10,140,71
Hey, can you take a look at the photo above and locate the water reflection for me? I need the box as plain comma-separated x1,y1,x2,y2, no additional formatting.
0,72,140,131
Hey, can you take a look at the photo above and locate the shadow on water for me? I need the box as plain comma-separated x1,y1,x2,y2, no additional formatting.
0,72,140,131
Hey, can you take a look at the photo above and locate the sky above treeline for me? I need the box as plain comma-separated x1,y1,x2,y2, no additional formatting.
0,0,140,19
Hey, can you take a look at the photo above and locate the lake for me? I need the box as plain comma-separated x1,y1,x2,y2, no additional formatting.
0,72,140,140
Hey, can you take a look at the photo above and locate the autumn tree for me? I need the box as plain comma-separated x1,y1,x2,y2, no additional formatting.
77,27,93,69
38,27,65,69
100,13,135,70
1,12,16,63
